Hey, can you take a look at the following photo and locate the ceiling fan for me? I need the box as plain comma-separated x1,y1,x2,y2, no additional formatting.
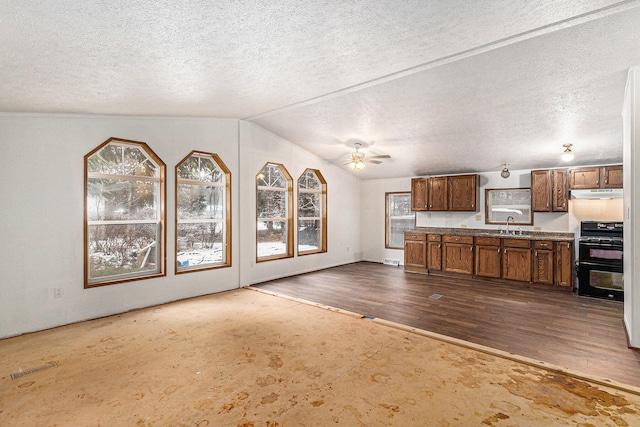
343,143,391,170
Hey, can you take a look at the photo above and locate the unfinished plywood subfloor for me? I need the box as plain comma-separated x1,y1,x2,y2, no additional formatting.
1,288,639,426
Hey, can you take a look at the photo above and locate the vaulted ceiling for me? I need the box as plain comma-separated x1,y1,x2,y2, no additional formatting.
2,1,639,179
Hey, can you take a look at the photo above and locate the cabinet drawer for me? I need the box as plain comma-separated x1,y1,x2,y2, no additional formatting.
475,236,500,246
404,232,426,241
503,238,531,248
427,234,442,242
443,235,474,244
532,240,553,250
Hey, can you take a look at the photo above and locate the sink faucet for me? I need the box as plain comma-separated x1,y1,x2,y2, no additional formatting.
506,216,515,235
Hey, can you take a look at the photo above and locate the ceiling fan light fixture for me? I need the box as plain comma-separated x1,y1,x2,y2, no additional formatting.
500,163,510,179
353,160,365,170
561,143,574,162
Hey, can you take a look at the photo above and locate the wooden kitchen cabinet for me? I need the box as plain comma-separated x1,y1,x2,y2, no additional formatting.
531,169,568,212
427,234,442,271
442,235,474,275
411,178,429,211
474,236,501,278
555,241,573,287
502,239,531,282
570,167,600,189
601,165,623,188
449,174,478,211
428,176,448,211
404,232,427,273
532,240,554,285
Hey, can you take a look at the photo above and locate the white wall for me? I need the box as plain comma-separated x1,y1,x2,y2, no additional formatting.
238,122,362,286
361,178,411,264
0,114,362,338
361,169,623,264
623,67,640,346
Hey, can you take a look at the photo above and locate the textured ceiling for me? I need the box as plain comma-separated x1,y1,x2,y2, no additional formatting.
2,1,640,179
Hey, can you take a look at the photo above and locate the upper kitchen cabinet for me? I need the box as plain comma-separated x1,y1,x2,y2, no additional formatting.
428,176,448,211
601,165,623,188
411,174,478,212
411,178,428,211
449,174,479,211
569,165,622,189
531,169,568,212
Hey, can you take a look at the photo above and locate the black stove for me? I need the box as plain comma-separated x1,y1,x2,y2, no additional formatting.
578,221,623,301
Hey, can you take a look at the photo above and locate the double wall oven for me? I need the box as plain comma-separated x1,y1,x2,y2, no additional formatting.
577,221,623,301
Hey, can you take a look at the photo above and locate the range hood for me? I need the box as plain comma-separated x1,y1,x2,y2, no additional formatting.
570,189,623,199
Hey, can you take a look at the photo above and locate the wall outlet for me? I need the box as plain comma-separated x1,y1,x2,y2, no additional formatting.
54,288,64,298
475,215,482,221
534,227,542,231
460,224,467,228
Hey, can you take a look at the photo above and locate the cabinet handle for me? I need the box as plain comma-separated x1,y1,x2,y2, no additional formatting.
596,179,599,185
546,203,549,208
455,237,460,241
438,244,441,249
471,203,474,208
540,243,547,248
605,178,608,184
470,246,473,252
497,248,500,253
535,250,538,256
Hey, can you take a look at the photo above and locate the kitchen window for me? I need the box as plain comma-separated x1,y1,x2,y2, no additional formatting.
257,163,293,261
175,151,231,273
386,192,414,249
297,169,327,255
85,137,166,287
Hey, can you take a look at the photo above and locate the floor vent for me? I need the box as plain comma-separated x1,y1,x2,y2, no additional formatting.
429,294,443,300
11,361,59,380
383,259,400,266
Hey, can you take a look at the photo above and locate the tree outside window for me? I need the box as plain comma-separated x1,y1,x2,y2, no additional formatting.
85,138,165,287
176,151,231,273
298,169,327,255
257,163,293,261
386,192,414,249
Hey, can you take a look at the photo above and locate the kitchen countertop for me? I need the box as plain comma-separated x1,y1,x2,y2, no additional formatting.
409,227,574,242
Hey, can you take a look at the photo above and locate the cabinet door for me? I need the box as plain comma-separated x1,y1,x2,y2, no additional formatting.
449,174,478,211
502,247,532,282
570,167,600,189
428,177,448,211
552,169,569,212
531,170,551,212
427,241,442,271
533,249,554,285
411,178,429,211
404,239,427,268
475,245,501,278
443,243,474,275
601,165,623,188
555,241,573,287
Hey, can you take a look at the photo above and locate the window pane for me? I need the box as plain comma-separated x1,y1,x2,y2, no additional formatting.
389,194,412,216
177,222,224,266
88,223,159,280
257,165,286,188
298,192,320,217
257,220,287,257
123,146,157,177
299,170,320,190
87,178,158,221
177,155,224,183
387,193,414,249
257,189,287,218
389,217,415,248
298,219,321,252
177,184,224,220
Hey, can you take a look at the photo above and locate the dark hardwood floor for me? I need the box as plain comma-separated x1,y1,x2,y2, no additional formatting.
253,261,640,388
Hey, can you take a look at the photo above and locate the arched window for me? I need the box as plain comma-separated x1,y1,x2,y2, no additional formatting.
256,163,293,261
85,137,165,287
297,169,327,255
175,151,231,273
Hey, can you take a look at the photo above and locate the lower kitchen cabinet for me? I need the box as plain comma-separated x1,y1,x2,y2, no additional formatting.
555,241,573,287
404,232,427,273
443,235,474,275
427,234,442,271
474,236,501,278
502,239,532,282
533,241,554,285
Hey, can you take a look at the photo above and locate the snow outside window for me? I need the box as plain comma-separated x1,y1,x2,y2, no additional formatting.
257,163,293,261
386,192,414,249
85,138,165,287
298,169,327,255
176,152,231,273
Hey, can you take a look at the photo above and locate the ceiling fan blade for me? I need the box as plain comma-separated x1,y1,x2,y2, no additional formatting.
369,155,391,159
366,159,383,164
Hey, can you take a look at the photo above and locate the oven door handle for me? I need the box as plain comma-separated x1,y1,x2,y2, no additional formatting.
578,260,624,271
